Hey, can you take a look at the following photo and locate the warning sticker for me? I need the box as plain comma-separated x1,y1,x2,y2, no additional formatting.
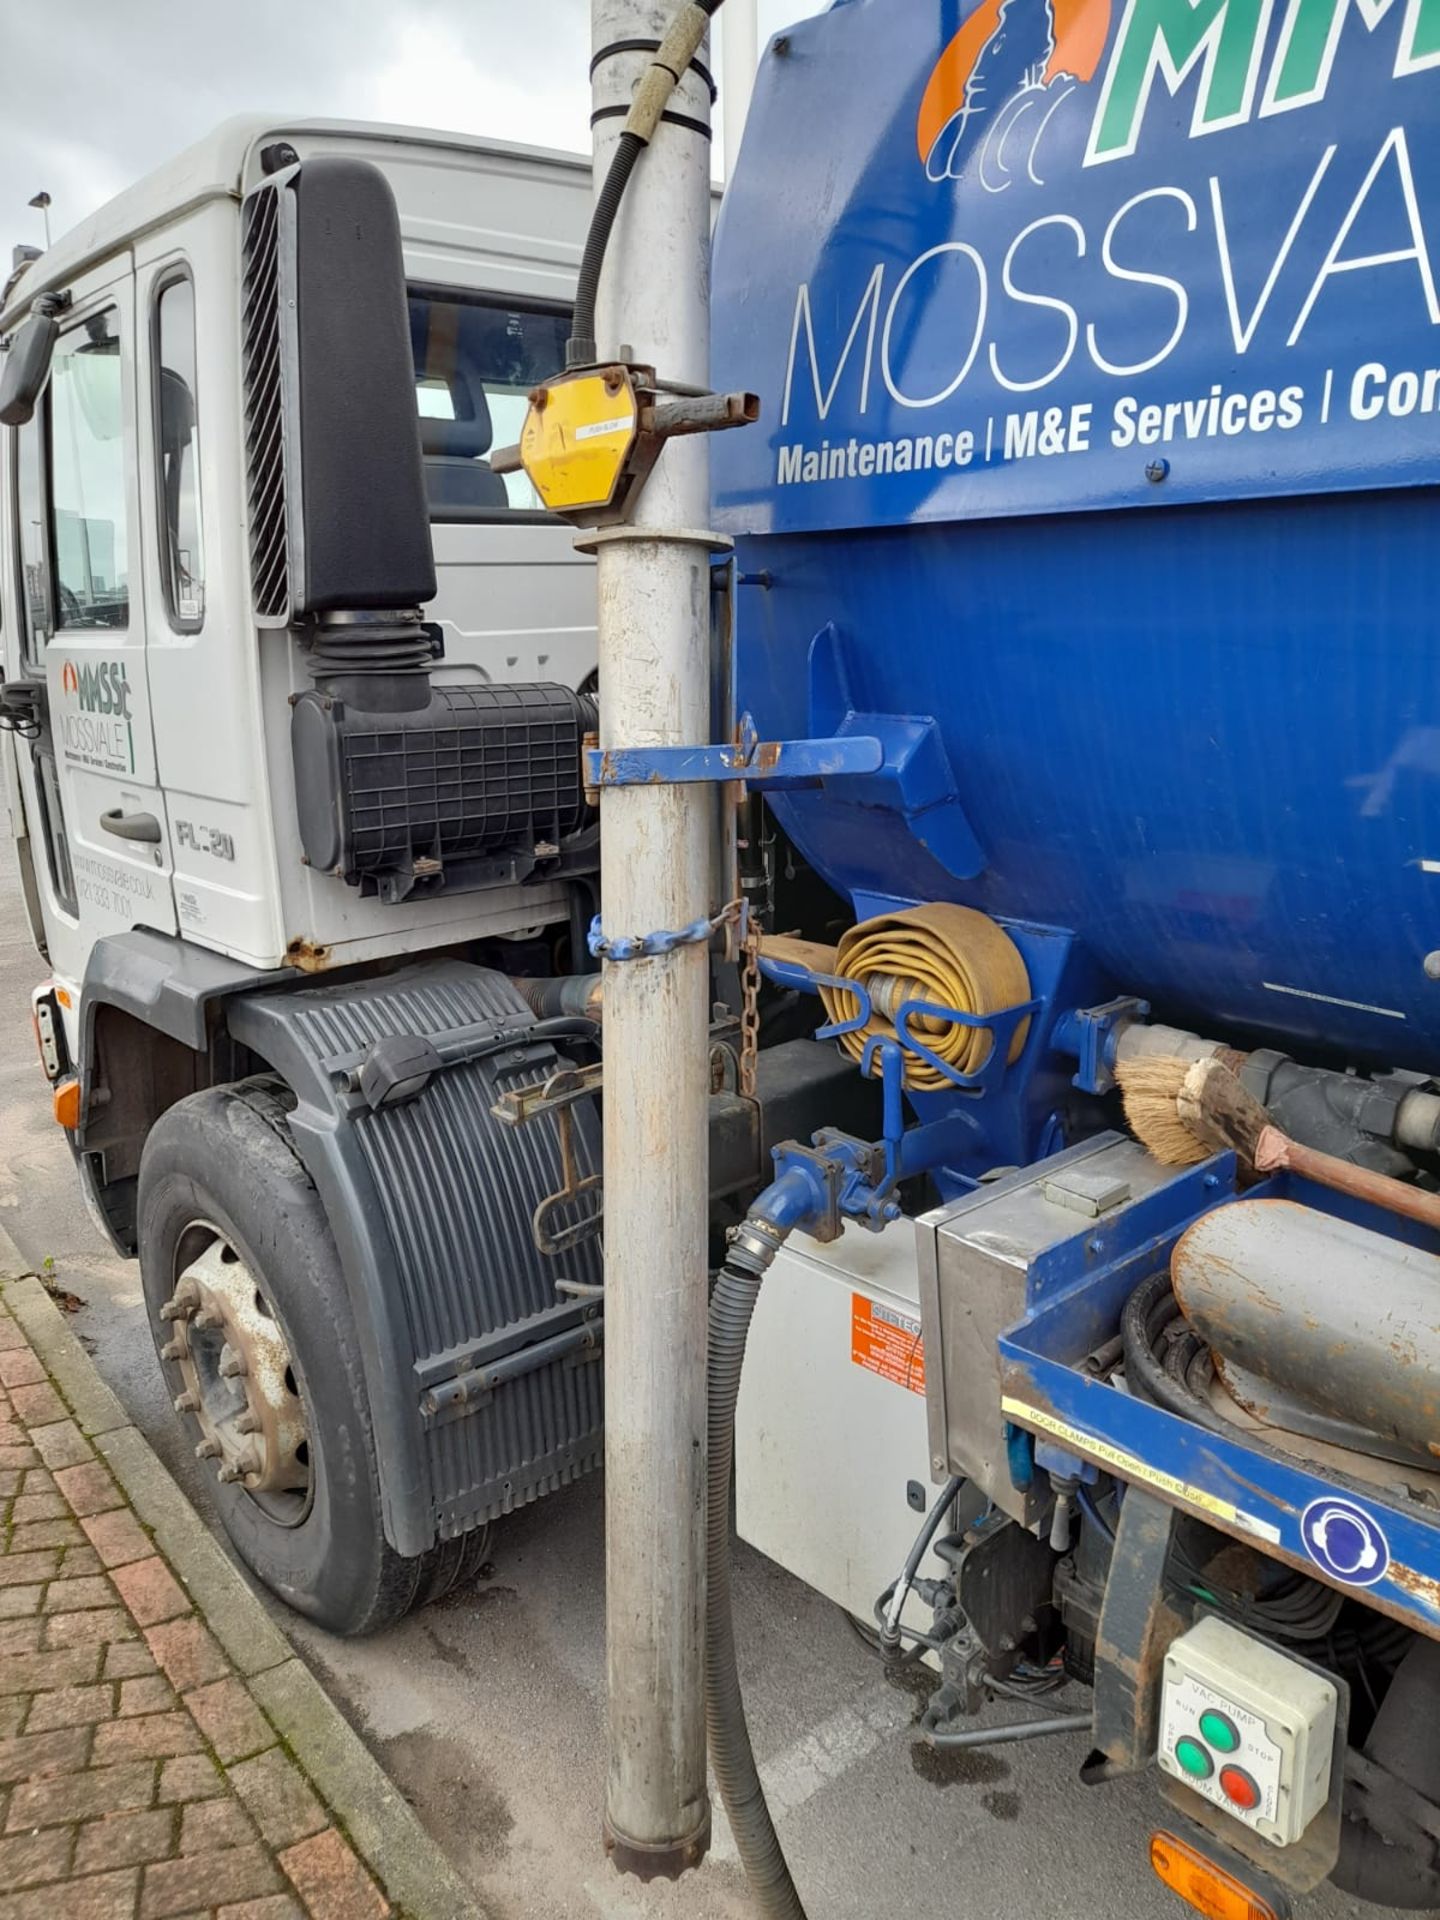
1000,1396,1281,1545
852,1295,925,1396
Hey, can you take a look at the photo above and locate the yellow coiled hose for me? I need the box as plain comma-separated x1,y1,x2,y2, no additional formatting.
818,904,1031,1093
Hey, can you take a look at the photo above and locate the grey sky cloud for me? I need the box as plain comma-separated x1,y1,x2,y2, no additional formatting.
1,0,822,263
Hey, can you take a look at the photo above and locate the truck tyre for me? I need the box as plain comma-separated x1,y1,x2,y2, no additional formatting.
136,1078,486,1635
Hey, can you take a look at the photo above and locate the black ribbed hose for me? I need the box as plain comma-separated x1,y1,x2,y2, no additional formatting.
567,131,645,366
707,1225,809,1920
1120,1268,1231,1435
569,0,729,366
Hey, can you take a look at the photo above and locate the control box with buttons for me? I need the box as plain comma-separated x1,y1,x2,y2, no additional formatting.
1157,1616,1337,1847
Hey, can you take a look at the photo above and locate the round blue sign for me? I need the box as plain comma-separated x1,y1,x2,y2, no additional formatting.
1300,1497,1390,1588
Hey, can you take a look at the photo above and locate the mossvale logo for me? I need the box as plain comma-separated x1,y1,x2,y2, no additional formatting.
917,0,1440,184
60,657,131,719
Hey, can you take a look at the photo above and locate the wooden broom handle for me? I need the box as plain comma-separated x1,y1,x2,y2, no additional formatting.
1254,1125,1440,1233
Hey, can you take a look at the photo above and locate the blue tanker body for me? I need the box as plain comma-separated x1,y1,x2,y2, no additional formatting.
713,0,1440,1090
699,15,1440,1904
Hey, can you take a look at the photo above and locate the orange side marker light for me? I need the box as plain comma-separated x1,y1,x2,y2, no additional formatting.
53,1077,81,1131
1149,1831,1282,1920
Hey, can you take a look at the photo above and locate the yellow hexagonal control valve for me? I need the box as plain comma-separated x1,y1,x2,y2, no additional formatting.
520,367,640,515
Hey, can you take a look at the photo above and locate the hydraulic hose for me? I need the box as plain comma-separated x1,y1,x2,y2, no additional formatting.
879,1474,963,1652
1076,1482,1116,1543
707,1193,811,1920
1120,1268,1230,1435
568,133,643,365
1121,1270,1350,1641
926,1715,1094,1749
569,0,726,365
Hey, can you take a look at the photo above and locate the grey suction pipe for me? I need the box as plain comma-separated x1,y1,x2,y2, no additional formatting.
588,0,724,1883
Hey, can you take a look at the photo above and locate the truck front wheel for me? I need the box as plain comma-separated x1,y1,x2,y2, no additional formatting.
136,1079,486,1635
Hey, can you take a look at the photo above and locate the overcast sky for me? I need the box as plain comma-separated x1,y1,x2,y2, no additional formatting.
0,0,824,262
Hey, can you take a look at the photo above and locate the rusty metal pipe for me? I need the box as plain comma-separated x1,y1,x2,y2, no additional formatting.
1174,1198,1440,1463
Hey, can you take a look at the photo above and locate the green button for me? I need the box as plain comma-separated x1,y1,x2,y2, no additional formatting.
1175,1737,1213,1780
1200,1710,1240,1754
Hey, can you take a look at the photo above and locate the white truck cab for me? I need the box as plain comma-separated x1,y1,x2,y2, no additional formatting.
1,115,595,996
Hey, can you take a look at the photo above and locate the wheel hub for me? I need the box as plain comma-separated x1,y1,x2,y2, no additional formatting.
159,1231,309,1504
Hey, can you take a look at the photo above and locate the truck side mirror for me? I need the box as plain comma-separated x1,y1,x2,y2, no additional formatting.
0,311,59,427
240,155,436,624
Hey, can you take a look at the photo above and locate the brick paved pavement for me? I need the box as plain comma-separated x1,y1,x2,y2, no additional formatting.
0,1292,395,1920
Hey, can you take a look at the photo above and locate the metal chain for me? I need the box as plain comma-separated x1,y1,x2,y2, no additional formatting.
589,898,743,963
589,892,760,1091
739,912,761,1100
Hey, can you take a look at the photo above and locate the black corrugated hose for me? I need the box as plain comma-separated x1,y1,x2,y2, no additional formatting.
707,1217,810,1920
1121,1269,1347,1641
1120,1268,1231,1434
567,132,644,365
568,0,727,365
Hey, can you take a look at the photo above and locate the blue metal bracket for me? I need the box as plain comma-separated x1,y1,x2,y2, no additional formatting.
586,626,986,887
585,712,882,791
1033,1437,1098,1486
808,625,986,880
767,1106,973,1243
765,1034,980,1240
1052,996,1150,1095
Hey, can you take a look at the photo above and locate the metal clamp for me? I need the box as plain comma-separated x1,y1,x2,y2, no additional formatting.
584,711,883,793
489,360,758,528
589,898,746,964
492,1063,604,1256
1053,996,1151,1095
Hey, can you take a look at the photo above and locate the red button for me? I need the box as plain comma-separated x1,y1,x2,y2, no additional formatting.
1220,1765,1261,1810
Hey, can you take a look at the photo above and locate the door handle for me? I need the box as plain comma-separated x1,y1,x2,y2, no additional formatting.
100,808,162,844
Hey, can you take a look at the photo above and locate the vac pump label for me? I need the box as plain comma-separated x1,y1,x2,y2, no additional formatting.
712,0,1440,530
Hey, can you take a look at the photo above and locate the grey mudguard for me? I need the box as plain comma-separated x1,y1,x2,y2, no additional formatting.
228,960,603,1558
83,928,282,1054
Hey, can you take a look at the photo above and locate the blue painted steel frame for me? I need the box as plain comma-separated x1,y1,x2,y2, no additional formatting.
583,715,882,790
996,1157,1440,1639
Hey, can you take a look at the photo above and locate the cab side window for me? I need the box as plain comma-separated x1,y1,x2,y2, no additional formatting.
408,292,571,521
16,415,49,662
154,276,204,627
48,310,128,630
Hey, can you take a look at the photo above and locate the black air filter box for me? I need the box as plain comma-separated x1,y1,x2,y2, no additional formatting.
292,680,596,902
